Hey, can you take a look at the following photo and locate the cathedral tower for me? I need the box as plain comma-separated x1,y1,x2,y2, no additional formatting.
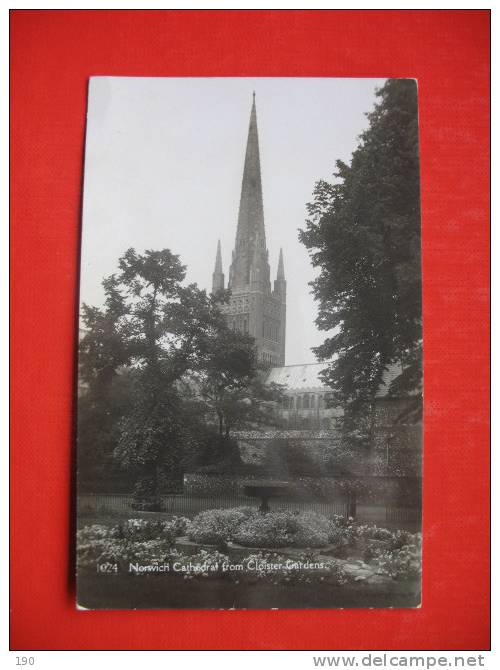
211,94,286,366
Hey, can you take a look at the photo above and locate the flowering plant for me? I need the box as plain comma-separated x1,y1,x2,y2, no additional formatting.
187,507,256,545
233,510,330,548
373,544,421,580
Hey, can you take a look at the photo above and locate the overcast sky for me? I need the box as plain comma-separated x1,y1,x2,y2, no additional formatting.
80,76,386,365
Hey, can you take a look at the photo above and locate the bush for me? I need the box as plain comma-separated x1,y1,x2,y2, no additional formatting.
111,516,190,543
131,477,165,511
388,529,418,549
354,524,394,543
169,516,191,537
233,510,330,548
326,519,422,555
112,519,168,541
327,515,357,546
187,507,256,545
330,514,352,528
373,545,421,580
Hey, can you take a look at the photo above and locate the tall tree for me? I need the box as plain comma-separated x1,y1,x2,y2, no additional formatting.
299,79,422,414
80,248,227,505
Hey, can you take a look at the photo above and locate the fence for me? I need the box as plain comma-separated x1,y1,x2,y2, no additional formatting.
77,493,420,525
77,493,348,517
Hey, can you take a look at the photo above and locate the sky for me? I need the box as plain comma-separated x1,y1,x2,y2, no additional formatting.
80,77,386,365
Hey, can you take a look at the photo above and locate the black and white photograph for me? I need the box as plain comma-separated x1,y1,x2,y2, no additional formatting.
76,77,423,610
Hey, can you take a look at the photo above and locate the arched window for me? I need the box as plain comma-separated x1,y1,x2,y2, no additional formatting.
303,394,310,409
296,395,302,410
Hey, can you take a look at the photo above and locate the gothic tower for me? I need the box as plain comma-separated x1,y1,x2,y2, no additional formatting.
211,94,286,366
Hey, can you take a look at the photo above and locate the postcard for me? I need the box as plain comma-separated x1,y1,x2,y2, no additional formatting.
76,77,422,609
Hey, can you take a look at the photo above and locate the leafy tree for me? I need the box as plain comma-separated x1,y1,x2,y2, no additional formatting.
79,248,227,505
78,278,134,490
299,79,422,417
191,324,285,466
111,248,228,502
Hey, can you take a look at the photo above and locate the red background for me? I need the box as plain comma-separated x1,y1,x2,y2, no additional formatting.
10,9,490,650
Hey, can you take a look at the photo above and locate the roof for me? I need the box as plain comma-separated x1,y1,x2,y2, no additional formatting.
266,363,330,391
266,361,406,397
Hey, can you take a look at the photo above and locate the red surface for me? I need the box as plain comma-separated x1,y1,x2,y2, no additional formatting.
10,10,490,650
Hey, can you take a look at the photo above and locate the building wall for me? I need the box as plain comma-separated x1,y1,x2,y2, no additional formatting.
267,386,344,430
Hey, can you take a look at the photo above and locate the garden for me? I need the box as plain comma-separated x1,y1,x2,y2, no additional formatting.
77,507,421,609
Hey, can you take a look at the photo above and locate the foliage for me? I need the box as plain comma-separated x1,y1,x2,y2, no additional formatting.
187,507,337,548
76,518,191,571
299,79,422,414
354,524,394,543
327,518,422,573
372,544,422,580
110,249,227,498
283,440,323,477
79,246,284,493
80,248,230,501
187,507,256,545
190,320,286,461
129,477,165,512
76,516,420,583
77,366,135,490
111,516,191,542
233,510,331,548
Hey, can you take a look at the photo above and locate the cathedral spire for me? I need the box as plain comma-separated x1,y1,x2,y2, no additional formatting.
220,95,286,366
274,247,286,298
277,248,285,280
212,239,225,293
228,94,269,290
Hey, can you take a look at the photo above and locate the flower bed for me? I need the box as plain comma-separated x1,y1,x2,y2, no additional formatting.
186,507,333,548
76,510,422,583
76,516,191,571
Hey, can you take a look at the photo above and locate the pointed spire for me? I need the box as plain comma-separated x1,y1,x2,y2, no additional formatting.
215,239,223,273
277,248,285,280
212,239,225,293
228,93,269,290
274,247,286,297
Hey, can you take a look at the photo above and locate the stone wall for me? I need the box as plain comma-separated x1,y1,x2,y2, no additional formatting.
234,401,422,480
